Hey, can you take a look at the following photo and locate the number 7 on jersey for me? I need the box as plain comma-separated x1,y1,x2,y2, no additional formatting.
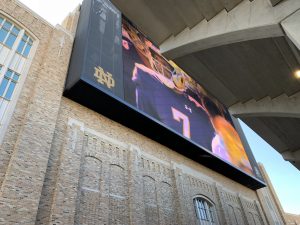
171,107,191,139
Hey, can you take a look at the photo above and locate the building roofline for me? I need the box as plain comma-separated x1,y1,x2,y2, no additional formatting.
14,0,55,28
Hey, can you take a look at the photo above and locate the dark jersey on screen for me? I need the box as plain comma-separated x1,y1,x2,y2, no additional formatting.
132,66,215,151
122,36,143,106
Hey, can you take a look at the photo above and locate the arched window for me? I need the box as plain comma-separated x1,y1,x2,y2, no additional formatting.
194,196,219,225
0,14,35,142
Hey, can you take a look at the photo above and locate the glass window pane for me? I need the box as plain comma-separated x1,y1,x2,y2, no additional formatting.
0,17,3,25
3,21,12,30
194,198,217,223
12,74,19,82
5,34,17,48
12,26,20,35
203,208,208,220
0,28,8,43
23,34,28,41
29,38,33,45
5,70,13,78
23,44,32,57
0,78,9,97
17,40,25,54
210,209,215,222
4,81,16,100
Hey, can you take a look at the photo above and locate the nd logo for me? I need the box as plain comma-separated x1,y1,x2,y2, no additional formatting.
94,66,115,89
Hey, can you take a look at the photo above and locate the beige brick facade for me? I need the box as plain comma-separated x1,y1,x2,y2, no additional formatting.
285,213,300,225
0,1,278,224
257,164,287,225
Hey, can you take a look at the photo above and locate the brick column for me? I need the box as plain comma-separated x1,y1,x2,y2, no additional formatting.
49,122,85,225
171,165,188,225
254,200,269,225
238,194,251,225
214,184,230,225
128,146,145,225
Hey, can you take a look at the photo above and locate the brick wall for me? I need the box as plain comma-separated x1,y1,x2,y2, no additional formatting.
0,1,74,224
0,1,269,224
34,98,268,225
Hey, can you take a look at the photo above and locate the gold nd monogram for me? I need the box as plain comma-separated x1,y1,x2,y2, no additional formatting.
94,66,115,89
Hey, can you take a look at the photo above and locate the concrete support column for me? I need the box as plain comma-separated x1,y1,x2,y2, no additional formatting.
281,9,300,51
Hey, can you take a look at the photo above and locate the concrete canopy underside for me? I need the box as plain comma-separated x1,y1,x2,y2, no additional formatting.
111,0,256,45
174,37,300,106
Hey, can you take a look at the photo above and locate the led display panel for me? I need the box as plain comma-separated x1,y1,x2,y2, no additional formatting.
122,19,254,176
64,0,264,189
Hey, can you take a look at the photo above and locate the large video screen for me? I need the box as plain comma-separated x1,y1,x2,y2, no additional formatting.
65,0,264,184
121,19,254,176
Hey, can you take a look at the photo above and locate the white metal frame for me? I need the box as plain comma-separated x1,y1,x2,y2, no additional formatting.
0,10,39,144
194,195,219,225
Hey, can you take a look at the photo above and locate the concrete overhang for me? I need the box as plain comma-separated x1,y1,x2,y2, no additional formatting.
111,0,259,45
160,0,300,59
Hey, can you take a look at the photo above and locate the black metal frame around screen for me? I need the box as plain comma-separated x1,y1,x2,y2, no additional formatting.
64,79,265,190
64,0,265,190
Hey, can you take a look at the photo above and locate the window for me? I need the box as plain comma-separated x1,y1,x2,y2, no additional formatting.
0,16,20,48
16,33,33,57
0,14,35,142
0,69,19,100
194,196,219,225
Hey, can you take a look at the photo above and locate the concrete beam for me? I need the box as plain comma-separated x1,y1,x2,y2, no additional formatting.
269,0,283,6
282,149,300,170
281,9,300,51
281,149,300,162
160,0,300,59
229,93,300,118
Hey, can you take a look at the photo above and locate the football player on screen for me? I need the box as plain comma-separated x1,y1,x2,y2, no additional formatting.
122,20,253,175
197,86,253,175
131,61,215,151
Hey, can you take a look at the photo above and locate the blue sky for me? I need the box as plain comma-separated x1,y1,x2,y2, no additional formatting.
240,120,300,215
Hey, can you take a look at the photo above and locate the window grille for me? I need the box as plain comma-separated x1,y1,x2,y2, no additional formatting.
194,196,219,225
0,69,20,100
16,33,33,57
0,17,20,48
